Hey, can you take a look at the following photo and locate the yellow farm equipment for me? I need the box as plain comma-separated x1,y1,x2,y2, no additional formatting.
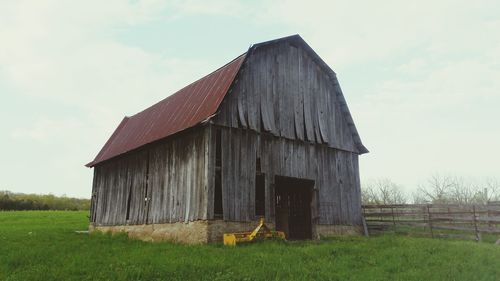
223,217,286,246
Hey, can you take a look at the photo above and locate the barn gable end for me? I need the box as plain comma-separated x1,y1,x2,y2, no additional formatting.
214,35,367,154
207,36,366,228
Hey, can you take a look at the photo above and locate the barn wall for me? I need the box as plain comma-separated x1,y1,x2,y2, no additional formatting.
209,125,363,226
210,40,363,226
91,128,209,226
89,39,365,230
213,40,362,153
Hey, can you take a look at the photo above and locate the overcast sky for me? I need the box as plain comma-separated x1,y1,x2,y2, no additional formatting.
1,0,499,198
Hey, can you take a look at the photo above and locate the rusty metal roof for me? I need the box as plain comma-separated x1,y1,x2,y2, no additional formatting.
87,35,369,167
86,54,246,167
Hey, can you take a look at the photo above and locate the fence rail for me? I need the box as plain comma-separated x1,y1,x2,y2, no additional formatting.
362,203,500,241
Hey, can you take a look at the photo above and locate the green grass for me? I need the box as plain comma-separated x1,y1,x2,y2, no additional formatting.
389,224,500,244
1,211,499,281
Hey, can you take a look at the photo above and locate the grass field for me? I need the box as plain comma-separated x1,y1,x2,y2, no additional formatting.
0,211,499,281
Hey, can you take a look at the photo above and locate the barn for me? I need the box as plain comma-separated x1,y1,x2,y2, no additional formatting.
86,35,368,243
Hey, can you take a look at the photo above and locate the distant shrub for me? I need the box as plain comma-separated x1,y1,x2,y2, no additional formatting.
0,191,90,211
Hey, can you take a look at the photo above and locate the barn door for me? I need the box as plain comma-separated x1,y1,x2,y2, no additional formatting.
275,176,314,240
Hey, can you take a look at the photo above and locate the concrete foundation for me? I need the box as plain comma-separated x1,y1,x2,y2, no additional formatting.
89,221,209,244
89,221,361,244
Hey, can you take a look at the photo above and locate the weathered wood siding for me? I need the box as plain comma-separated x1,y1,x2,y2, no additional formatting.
90,39,365,228
91,128,209,226
209,41,364,226
214,41,363,153
207,125,363,226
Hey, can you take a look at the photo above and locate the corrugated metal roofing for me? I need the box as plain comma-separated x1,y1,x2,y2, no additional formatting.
86,54,246,167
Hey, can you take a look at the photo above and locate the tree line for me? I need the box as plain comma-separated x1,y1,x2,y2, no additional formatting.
0,190,90,211
362,174,500,205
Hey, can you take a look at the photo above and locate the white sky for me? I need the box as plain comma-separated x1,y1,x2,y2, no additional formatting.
1,0,499,198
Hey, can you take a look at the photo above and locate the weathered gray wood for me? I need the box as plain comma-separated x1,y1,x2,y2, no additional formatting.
92,129,209,226
302,52,315,142
91,39,365,230
213,41,362,154
291,45,304,141
364,204,500,237
317,73,329,144
233,128,241,221
205,125,214,220
221,128,231,221
89,168,98,222
211,125,362,225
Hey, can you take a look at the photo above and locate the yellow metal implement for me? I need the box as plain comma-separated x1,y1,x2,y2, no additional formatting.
223,217,286,246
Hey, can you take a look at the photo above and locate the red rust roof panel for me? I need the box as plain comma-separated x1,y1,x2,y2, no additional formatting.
87,54,246,167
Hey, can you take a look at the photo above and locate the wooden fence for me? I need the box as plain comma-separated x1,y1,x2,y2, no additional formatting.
362,203,500,241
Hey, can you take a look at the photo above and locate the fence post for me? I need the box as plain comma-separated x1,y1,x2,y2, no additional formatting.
487,207,492,230
422,206,427,232
362,216,369,237
379,206,382,224
472,205,481,242
362,206,369,237
427,204,434,238
391,206,396,232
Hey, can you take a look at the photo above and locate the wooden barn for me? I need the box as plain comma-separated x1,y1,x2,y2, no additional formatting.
86,35,368,243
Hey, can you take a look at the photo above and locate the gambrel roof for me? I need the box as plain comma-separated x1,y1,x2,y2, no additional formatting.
87,35,367,167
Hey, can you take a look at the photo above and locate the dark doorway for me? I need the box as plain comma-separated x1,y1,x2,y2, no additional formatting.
274,176,314,240
255,173,265,217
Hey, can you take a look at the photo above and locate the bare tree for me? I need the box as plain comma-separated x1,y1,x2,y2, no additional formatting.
450,176,477,204
363,174,499,205
415,174,500,205
484,178,500,202
362,179,406,205
361,184,378,205
416,173,455,204
411,191,428,204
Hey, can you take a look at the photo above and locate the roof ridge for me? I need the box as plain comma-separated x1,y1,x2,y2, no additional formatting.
130,52,247,119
